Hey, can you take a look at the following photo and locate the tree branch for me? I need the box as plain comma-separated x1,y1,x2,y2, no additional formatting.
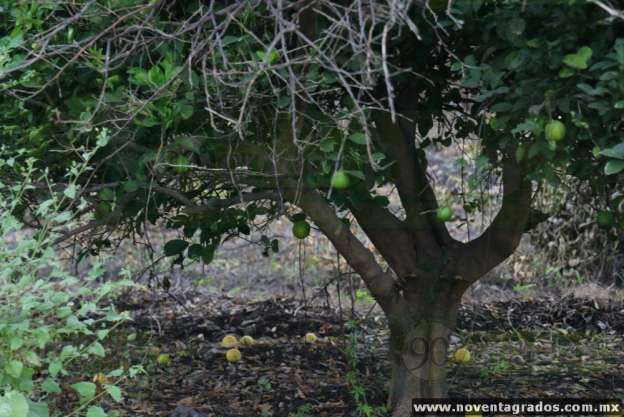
373,111,426,226
373,110,455,252
451,157,533,284
182,190,281,216
348,198,421,279
289,189,398,312
589,0,624,20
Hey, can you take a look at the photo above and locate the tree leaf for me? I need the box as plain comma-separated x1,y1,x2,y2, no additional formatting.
6,360,23,378
5,392,29,417
123,180,139,192
615,38,624,65
71,382,96,402
559,67,575,78
491,102,512,112
319,139,335,153
187,244,203,259
9,338,23,351
63,184,76,199
508,18,525,36
344,170,365,180
26,400,49,417
348,132,367,145
271,239,279,253
200,246,214,264
47,361,62,378
563,54,587,70
23,351,40,367
504,51,525,70
605,160,624,175
577,46,593,61
600,143,624,159
104,384,122,402
267,50,280,65
88,342,106,358
42,378,61,394
86,406,108,417
163,239,189,256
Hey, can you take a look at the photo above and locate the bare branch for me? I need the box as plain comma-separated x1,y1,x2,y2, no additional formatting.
589,0,624,20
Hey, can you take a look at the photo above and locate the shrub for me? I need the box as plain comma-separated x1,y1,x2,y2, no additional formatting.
0,147,139,417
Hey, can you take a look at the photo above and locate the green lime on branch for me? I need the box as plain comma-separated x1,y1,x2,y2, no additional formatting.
292,221,311,239
597,210,614,229
168,154,190,174
544,120,566,142
330,170,350,189
436,206,453,222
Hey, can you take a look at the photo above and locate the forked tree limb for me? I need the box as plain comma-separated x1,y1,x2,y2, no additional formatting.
450,157,533,285
373,110,455,253
373,111,430,229
348,199,421,279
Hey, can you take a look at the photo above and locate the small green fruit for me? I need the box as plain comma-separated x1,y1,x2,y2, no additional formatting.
172,155,190,174
156,354,171,365
226,348,242,362
292,221,311,239
240,335,255,345
544,120,566,142
436,206,453,222
597,210,614,229
304,333,317,343
221,334,238,348
453,348,471,364
330,170,350,189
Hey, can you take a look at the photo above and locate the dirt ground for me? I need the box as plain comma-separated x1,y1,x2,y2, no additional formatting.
70,289,624,417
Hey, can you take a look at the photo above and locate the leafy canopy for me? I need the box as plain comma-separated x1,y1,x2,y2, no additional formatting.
0,0,622,264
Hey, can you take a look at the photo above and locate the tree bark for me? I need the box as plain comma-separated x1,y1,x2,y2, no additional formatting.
386,293,460,417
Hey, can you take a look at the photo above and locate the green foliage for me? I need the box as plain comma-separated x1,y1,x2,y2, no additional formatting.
0,1,452,265
292,404,313,417
455,2,624,189
256,376,273,393
0,2,621,411
0,147,139,416
0,0,621,268
343,321,387,417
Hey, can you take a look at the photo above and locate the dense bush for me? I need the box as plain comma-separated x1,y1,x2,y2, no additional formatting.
0,148,139,417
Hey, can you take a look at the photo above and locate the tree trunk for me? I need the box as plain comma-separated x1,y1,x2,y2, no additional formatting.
387,296,459,417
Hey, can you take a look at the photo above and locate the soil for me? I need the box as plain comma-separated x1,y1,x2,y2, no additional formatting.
99,291,624,417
